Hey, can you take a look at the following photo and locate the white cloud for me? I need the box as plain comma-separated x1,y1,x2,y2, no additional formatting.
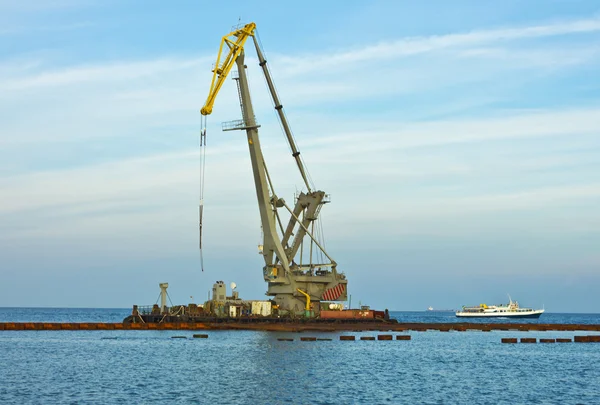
0,21,95,36
1,106,599,253
0,58,205,91
297,107,600,154
0,0,96,13
380,184,600,219
274,17,600,76
1,15,599,267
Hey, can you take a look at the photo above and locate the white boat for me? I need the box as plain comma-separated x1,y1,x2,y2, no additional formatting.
427,306,454,312
455,296,544,319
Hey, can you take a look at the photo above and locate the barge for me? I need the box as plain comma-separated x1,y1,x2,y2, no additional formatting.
123,281,394,326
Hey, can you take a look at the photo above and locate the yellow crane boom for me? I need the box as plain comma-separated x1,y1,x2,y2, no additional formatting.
200,22,256,116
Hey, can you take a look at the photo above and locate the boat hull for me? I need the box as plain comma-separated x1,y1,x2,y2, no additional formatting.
455,310,544,319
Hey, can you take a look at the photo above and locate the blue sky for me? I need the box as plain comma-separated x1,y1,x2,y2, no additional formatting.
1,1,599,312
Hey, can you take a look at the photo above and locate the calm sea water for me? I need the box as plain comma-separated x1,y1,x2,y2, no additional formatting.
1,308,599,404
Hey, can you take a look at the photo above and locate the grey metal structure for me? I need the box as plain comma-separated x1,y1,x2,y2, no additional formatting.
204,24,347,316
159,283,169,314
212,281,226,302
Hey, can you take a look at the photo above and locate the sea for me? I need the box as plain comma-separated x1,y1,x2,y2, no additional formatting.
1,308,599,405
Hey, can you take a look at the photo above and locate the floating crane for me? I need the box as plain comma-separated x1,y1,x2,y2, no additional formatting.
200,22,347,316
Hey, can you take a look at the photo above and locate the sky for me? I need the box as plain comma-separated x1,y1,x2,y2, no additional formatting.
0,0,599,312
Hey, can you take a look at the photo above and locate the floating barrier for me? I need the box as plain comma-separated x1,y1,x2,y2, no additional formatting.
300,337,317,341
277,338,293,341
360,336,375,341
171,336,187,339
575,335,600,343
504,337,580,344
340,335,355,341
396,335,411,340
377,335,393,341
193,334,208,339
1,322,599,333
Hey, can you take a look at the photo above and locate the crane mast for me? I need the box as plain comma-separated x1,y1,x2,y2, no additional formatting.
234,50,290,274
201,23,347,316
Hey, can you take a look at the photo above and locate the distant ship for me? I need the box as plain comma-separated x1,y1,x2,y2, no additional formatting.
427,306,455,312
455,296,544,318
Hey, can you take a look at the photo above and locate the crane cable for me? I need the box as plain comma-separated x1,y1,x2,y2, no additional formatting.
256,29,316,192
199,115,207,272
